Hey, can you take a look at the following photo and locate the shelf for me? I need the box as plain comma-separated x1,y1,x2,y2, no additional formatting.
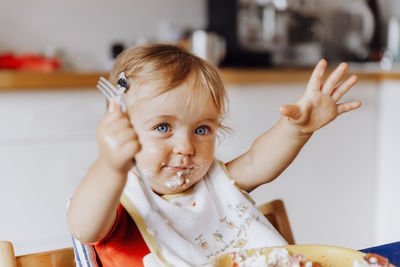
1,68,400,91
0,71,107,91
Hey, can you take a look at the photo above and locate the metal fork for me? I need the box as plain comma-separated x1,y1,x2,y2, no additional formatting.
96,77,127,112
96,77,158,211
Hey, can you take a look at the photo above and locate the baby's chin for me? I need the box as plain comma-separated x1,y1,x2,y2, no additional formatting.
150,176,195,195
153,186,190,195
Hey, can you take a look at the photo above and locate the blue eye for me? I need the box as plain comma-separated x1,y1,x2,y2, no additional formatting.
195,126,208,135
156,124,170,133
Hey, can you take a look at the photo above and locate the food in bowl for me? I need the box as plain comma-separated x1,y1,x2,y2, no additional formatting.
353,253,389,267
229,248,389,267
231,248,321,267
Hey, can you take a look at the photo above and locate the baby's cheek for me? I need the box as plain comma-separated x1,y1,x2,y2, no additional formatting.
199,142,215,159
143,145,163,155
137,142,166,165
135,143,166,183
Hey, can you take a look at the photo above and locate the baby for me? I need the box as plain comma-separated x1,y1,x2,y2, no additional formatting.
67,44,361,266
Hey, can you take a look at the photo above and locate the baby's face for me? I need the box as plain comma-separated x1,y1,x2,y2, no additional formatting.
127,76,220,194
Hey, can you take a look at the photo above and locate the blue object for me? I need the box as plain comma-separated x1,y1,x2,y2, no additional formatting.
360,241,400,266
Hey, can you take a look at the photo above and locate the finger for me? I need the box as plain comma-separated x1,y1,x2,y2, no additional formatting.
110,117,134,132
102,99,124,124
108,99,121,113
337,101,362,115
120,141,141,160
101,128,137,153
102,110,124,124
332,75,358,102
322,62,348,95
102,114,132,133
99,122,133,146
103,103,132,124
306,59,327,92
115,129,138,145
279,104,302,120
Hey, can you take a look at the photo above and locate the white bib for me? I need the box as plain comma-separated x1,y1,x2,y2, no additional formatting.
121,160,287,267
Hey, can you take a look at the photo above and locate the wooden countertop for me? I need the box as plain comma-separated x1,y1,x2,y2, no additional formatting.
1,67,400,90
0,71,105,91
219,68,400,84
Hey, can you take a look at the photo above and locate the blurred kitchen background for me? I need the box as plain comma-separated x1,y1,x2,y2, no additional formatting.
1,0,400,257
2,0,400,71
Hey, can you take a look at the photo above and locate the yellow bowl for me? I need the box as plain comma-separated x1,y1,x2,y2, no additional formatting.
211,245,396,267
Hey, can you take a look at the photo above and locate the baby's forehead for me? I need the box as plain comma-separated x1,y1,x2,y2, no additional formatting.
127,77,212,104
126,82,220,118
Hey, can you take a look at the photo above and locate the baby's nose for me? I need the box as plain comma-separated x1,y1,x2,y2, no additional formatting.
173,135,195,156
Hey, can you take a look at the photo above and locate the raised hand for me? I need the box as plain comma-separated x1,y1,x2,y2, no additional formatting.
96,100,140,174
279,59,361,134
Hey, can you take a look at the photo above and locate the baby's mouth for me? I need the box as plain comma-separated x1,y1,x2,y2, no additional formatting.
163,164,195,172
163,166,193,190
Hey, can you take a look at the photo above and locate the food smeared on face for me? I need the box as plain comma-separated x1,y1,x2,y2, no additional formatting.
164,168,191,190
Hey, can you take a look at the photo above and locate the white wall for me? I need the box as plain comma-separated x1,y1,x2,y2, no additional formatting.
0,0,206,71
0,90,104,255
375,80,400,245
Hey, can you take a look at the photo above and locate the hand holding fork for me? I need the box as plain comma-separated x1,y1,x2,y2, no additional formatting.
96,77,158,210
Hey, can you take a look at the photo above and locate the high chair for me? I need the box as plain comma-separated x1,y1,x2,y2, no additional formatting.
0,200,293,266
0,241,75,267
257,199,295,245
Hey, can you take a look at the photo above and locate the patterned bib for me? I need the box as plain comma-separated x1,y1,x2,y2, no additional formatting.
121,159,287,266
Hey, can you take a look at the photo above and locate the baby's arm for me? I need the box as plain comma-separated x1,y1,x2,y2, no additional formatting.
227,60,361,192
67,100,139,243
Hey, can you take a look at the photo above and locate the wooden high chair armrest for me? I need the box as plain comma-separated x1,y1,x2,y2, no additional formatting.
257,199,295,245
0,241,17,267
0,241,75,267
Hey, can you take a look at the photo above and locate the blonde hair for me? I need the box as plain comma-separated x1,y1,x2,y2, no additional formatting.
109,43,228,127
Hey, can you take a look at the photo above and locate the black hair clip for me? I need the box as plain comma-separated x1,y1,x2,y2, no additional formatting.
117,72,129,92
